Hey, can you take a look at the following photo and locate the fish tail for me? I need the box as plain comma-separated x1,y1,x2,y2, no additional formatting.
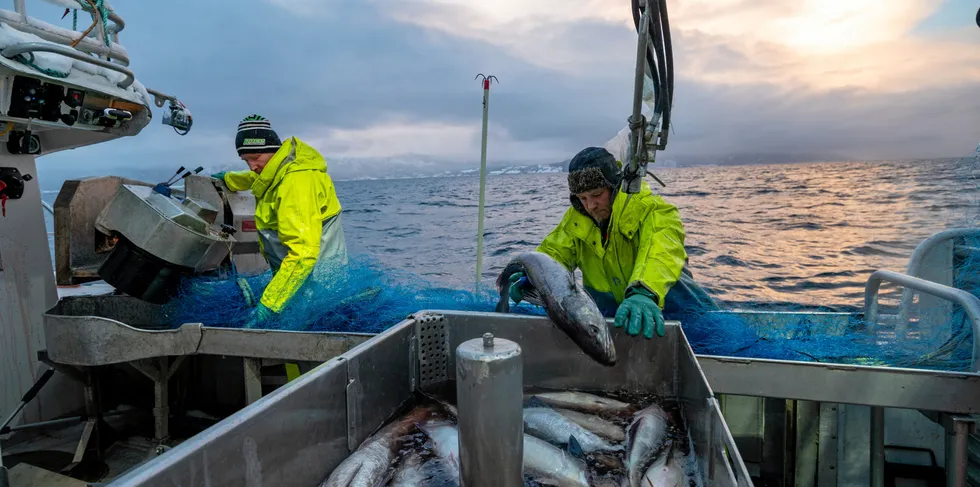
495,294,510,313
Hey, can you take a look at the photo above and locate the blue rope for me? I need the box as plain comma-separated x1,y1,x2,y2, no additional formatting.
94,0,111,47
13,1,113,79
76,0,113,46
12,53,70,78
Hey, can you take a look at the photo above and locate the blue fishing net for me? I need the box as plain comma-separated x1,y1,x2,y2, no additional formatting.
673,229,980,372
160,153,979,373
160,233,978,372
160,253,545,334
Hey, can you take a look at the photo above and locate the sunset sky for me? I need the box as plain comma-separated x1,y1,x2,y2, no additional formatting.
35,0,980,181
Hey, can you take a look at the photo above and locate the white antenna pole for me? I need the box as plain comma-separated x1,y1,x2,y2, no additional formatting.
474,74,497,293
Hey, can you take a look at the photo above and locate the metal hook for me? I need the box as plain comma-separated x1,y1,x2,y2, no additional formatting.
474,73,499,84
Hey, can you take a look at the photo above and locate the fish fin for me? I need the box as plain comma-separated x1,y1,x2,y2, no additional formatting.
523,395,550,409
656,438,675,463
625,417,641,451
371,467,396,487
522,287,544,307
567,435,584,459
416,389,458,418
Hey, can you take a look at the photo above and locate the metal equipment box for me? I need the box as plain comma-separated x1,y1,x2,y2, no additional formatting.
108,310,753,486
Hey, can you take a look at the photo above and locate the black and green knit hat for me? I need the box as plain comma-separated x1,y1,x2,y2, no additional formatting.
235,114,282,155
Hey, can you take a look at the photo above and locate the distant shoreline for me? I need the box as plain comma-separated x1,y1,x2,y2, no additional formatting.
36,157,970,191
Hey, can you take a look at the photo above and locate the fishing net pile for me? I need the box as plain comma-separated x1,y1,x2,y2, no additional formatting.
160,233,978,372
160,254,546,334
671,231,979,372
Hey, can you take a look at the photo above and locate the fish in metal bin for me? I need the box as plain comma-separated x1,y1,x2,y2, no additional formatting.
640,444,690,487
324,390,693,486
320,404,449,487
551,407,626,442
390,448,459,487
495,251,617,366
523,434,592,487
526,391,634,416
417,416,593,487
523,396,623,454
625,404,672,487
415,418,462,480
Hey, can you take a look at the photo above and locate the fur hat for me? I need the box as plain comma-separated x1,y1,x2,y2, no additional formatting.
567,147,621,215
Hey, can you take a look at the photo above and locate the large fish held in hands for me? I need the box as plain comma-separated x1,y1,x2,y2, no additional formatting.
495,251,617,366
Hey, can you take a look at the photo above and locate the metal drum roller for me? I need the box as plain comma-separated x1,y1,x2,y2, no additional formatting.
94,184,237,304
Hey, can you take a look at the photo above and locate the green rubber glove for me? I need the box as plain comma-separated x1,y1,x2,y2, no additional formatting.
614,286,665,339
244,303,276,329
508,272,529,304
211,171,228,183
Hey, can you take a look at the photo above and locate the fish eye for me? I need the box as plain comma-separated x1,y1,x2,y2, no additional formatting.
589,325,599,336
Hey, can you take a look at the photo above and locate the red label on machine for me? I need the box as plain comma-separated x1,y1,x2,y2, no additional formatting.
242,220,257,232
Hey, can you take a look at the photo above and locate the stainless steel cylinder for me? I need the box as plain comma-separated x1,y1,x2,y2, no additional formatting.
456,332,524,486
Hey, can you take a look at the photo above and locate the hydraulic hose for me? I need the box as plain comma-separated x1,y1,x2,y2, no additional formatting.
630,0,673,149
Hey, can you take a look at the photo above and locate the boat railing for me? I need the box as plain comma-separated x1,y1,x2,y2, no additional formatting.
0,0,183,107
864,269,980,372
0,41,133,87
0,0,129,65
899,228,980,323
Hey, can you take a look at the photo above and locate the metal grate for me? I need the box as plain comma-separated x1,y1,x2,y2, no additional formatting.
416,313,449,387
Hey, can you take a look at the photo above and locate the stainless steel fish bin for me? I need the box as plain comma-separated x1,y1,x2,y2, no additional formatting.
108,310,753,486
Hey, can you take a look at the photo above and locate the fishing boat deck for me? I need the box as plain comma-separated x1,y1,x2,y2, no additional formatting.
31,269,980,485
1,405,220,486
45,294,372,367
42,294,980,415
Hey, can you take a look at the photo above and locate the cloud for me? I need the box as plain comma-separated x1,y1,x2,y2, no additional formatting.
302,115,570,162
670,0,980,93
377,0,631,74
32,0,980,189
383,0,980,93
262,0,329,16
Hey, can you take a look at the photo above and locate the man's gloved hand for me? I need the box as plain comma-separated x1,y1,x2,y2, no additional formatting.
211,171,227,183
508,271,530,304
244,303,276,329
614,286,665,339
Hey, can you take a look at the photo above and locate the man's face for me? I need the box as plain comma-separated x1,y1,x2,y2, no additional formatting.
575,187,613,222
242,153,274,174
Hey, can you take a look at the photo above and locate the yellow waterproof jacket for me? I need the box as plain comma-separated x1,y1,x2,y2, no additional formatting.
221,137,344,312
537,182,687,309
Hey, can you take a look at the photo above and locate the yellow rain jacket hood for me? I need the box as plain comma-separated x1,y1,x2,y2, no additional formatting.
537,181,687,310
222,136,345,312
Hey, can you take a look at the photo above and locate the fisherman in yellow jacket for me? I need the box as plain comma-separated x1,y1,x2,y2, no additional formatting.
211,114,347,327
508,147,716,339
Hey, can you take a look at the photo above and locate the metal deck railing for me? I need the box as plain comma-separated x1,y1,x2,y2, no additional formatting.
0,0,174,103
